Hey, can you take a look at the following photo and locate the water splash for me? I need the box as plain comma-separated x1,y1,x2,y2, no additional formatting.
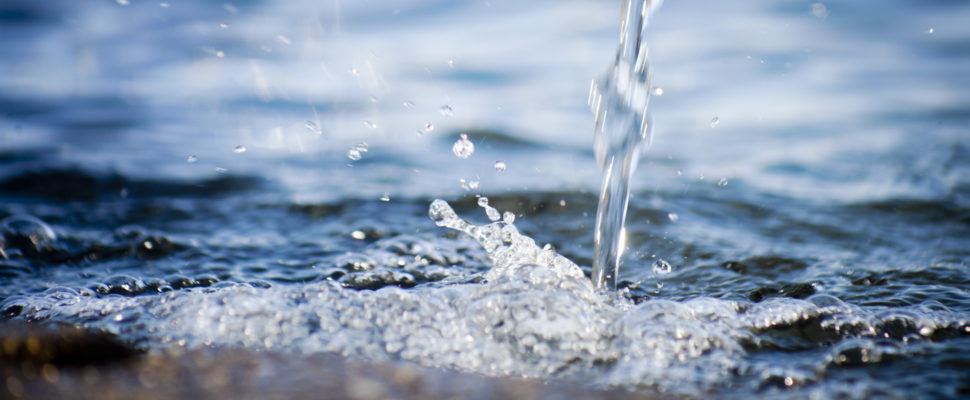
589,0,663,290
428,199,584,283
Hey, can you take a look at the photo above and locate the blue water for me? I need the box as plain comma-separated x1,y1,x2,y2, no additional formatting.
1,0,968,398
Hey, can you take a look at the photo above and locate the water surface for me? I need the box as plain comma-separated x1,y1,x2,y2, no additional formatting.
1,0,969,398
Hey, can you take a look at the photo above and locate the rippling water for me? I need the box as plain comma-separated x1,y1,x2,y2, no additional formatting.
1,0,969,398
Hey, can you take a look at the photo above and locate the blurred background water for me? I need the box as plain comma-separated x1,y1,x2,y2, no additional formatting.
1,0,968,398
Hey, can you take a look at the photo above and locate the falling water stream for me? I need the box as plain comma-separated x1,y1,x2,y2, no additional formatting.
589,0,663,290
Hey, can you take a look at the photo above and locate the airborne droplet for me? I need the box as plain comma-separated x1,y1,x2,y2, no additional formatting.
233,145,247,154
452,134,474,159
652,259,672,274
494,161,507,172
347,142,369,161
439,105,454,116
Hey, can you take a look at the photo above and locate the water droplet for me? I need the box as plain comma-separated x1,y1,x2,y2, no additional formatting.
233,145,247,154
347,142,369,161
653,87,664,96
305,120,322,135
219,23,229,28
926,27,934,34
710,116,720,128
452,134,474,158
717,178,729,187
276,35,291,45
439,105,454,116
350,230,366,240
667,213,679,222
468,180,480,190
402,100,415,108
559,200,566,207
676,170,683,176
477,197,502,221
350,68,359,76
160,2,170,7
368,96,379,103
214,167,228,174
380,192,390,202
215,51,225,58
652,259,672,274
422,123,435,133
116,0,129,5
502,211,515,224
186,155,199,163
363,120,378,129
493,161,507,171
810,3,828,18
447,59,455,68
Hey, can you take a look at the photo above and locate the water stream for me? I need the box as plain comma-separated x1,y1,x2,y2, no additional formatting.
590,0,662,290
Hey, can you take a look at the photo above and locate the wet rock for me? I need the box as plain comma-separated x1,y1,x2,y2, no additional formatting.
3,347,639,400
0,321,140,366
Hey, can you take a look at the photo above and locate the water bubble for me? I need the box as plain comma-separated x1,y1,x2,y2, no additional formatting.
717,178,729,187
452,134,474,159
502,211,515,224
233,145,247,154
186,155,199,163
710,116,720,128
422,123,435,133
363,121,378,129
214,167,228,174
810,3,829,18
439,105,454,116
2,215,57,250
380,193,390,202
350,230,366,240
305,120,322,135
667,213,679,222
653,87,664,96
652,259,672,274
493,161,507,171
347,142,369,161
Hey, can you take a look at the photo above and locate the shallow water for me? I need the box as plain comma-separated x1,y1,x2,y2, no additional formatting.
1,0,969,398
